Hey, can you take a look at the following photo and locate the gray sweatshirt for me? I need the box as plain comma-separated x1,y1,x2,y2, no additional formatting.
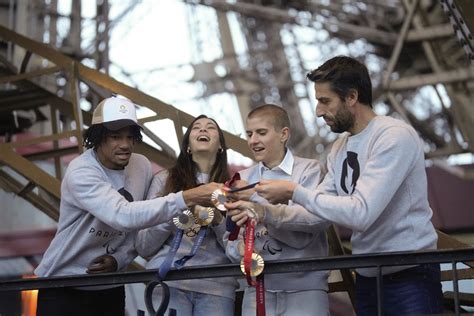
268,116,438,276
135,171,238,300
226,150,330,291
35,149,188,279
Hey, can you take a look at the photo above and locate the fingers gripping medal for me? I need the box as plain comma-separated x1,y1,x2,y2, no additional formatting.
213,172,241,212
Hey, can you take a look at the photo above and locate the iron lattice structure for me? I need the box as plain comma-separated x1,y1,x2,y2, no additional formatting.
184,0,474,163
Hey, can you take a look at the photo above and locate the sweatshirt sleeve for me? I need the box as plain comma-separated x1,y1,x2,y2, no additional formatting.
135,172,174,258
292,126,421,232
65,167,187,232
113,233,138,270
264,159,329,243
135,223,173,258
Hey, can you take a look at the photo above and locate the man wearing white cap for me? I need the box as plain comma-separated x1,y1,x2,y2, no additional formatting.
35,96,222,316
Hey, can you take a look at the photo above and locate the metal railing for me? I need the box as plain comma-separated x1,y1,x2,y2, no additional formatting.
1,248,473,316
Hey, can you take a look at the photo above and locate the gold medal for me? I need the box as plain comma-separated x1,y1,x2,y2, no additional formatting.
173,209,195,230
211,189,228,211
240,253,265,277
193,205,215,226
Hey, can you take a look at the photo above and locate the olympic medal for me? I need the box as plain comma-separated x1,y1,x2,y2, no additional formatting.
194,205,215,226
173,209,195,230
240,253,264,277
211,189,228,211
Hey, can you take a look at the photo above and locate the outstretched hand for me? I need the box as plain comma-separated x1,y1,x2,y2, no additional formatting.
86,254,118,274
255,179,297,204
183,182,223,207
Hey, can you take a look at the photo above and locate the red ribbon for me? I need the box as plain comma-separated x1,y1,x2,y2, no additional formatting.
244,216,266,316
228,172,265,315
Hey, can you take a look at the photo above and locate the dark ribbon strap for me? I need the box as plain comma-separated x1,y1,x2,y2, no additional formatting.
174,227,207,269
144,279,171,316
158,229,184,279
225,173,242,240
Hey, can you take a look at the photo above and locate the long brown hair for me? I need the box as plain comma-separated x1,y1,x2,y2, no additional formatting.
164,115,230,194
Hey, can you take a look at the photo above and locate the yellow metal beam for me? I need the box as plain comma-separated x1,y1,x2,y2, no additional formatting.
0,144,61,200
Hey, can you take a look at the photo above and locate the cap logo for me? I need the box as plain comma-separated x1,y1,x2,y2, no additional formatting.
119,104,128,114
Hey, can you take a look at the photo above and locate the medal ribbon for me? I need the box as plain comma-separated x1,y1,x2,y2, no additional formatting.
174,226,207,268
225,173,242,241
158,229,184,279
244,217,257,286
243,216,266,316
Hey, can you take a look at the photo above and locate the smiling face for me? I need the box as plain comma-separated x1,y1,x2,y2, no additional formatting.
96,126,135,170
188,117,221,156
246,115,288,169
314,82,355,134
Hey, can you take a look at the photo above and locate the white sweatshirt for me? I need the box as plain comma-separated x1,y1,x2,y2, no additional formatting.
35,149,188,278
269,116,438,276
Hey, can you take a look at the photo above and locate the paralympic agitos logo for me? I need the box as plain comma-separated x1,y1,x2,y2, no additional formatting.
340,151,360,194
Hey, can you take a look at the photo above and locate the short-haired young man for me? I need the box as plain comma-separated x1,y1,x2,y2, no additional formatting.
226,104,330,316
35,96,221,316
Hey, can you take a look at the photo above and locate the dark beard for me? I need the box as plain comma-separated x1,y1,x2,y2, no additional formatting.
330,106,355,133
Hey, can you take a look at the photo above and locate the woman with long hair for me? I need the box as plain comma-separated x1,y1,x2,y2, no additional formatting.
136,115,237,315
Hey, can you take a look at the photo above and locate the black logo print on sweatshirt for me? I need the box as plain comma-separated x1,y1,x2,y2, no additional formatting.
118,187,134,202
102,188,134,254
340,151,360,194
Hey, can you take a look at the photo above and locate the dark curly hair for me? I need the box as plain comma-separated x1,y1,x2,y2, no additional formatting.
83,124,143,149
163,115,230,194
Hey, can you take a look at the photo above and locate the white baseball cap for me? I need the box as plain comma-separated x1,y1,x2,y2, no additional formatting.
91,96,141,130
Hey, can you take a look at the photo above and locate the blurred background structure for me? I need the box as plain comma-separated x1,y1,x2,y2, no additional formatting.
0,0,473,315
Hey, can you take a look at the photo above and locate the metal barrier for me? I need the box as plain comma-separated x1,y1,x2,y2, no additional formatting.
1,248,473,315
